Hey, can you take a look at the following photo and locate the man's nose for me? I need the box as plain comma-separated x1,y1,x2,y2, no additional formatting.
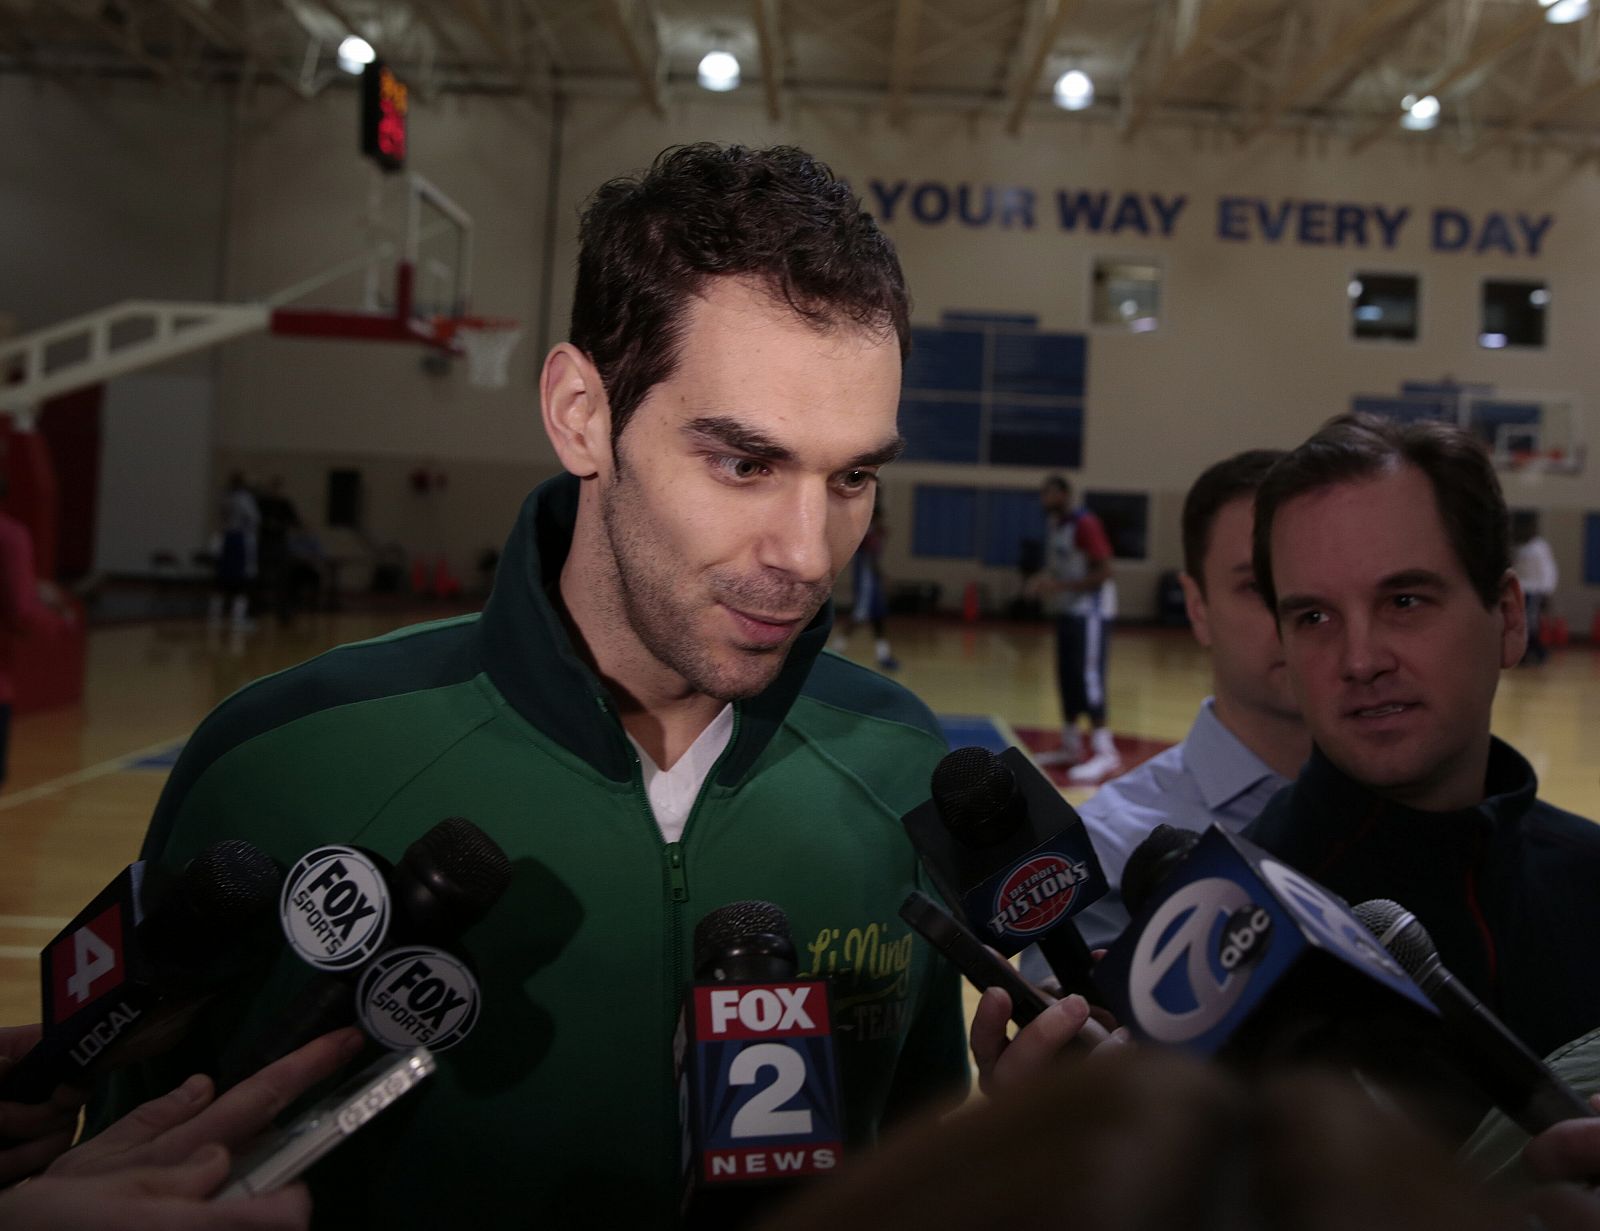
757,481,833,585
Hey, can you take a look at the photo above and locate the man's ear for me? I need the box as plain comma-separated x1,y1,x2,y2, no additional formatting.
1179,572,1213,649
1497,568,1529,669
540,344,611,480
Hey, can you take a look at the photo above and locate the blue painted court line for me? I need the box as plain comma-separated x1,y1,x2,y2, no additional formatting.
937,714,1010,754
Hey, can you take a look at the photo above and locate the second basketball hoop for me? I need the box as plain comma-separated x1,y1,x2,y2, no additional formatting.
435,316,523,389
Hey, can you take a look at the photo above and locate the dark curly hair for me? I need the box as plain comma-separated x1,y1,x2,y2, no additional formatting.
569,143,911,450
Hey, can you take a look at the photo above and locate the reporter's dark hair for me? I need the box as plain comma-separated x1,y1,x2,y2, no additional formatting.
756,1049,1519,1231
570,142,910,450
1252,413,1510,614
1181,449,1286,593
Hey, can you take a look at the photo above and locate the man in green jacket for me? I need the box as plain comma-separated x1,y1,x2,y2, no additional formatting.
98,143,968,1225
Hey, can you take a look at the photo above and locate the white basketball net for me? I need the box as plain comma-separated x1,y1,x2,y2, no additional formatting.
457,321,523,389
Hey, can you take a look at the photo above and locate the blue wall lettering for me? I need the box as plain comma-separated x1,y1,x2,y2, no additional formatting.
1519,213,1554,256
1057,190,1110,232
867,178,1551,258
912,182,950,224
869,179,907,222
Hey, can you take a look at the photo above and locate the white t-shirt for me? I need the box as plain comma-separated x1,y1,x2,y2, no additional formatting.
627,704,736,844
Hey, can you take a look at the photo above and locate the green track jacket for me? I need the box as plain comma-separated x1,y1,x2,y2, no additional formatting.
99,473,969,1227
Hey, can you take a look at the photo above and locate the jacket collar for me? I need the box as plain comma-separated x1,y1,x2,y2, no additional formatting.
1279,736,1537,862
1181,698,1291,813
478,473,831,786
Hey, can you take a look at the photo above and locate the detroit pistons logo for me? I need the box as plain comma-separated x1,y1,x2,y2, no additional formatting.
988,855,1090,937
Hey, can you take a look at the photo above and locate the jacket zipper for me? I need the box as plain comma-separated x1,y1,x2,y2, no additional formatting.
604,692,741,1193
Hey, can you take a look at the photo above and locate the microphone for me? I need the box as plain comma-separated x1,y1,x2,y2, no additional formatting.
217,817,511,1086
1353,899,1598,1135
901,746,1108,1000
1094,824,1439,1066
1119,824,1200,918
676,901,843,1215
0,840,283,1106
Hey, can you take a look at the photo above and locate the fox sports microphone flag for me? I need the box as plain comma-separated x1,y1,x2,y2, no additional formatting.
677,902,844,1191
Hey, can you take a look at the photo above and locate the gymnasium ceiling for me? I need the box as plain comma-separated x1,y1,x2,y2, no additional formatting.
6,0,1600,159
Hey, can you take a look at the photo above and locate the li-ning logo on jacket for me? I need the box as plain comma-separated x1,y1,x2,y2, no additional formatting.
804,921,915,1042
1127,877,1256,1044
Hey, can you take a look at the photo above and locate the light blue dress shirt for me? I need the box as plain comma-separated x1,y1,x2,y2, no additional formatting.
1020,698,1292,983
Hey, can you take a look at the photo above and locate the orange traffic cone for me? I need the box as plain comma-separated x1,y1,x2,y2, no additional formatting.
962,582,980,623
410,556,430,597
433,555,461,600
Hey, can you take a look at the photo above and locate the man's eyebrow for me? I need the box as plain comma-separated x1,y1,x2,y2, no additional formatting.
1378,569,1448,591
682,416,794,463
1274,593,1322,616
682,417,906,470
848,435,907,469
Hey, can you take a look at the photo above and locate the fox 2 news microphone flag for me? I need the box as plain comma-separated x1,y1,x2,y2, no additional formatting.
1094,825,1436,1055
676,980,844,1189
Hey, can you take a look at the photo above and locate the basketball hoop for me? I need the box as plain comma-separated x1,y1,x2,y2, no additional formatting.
435,315,522,389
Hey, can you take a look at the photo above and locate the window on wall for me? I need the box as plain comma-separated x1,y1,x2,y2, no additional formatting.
1090,259,1160,332
1349,273,1419,342
1083,491,1150,560
899,313,1085,468
911,485,1149,565
1480,280,1548,350
911,485,980,558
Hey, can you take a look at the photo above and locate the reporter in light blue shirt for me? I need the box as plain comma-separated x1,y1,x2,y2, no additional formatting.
1023,450,1310,976
1064,697,1291,949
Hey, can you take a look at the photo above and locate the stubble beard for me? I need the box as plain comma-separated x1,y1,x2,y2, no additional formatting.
598,459,831,703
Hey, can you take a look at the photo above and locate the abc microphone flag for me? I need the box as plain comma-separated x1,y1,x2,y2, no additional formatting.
677,902,843,1195
1095,824,1436,1057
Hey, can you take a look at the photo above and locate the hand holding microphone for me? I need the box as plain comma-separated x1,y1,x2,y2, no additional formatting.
0,840,285,1115
0,1027,363,1229
0,1025,84,1185
897,888,1113,1097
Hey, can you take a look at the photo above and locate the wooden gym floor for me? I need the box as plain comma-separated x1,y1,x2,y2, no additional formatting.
2,610,1596,1027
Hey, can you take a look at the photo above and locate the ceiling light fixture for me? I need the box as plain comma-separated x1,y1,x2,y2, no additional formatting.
698,49,740,92
337,35,375,75
1053,69,1094,111
1400,93,1440,131
1541,0,1590,25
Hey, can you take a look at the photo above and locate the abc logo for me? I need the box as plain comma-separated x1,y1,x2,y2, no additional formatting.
357,945,480,1051
280,846,391,972
1217,907,1272,971
1128,876,1255,1044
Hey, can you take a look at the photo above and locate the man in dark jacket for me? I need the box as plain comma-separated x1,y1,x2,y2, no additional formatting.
1245,412,1600,1062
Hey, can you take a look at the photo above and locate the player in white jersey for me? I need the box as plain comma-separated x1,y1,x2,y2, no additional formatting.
1028,475,1121,783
